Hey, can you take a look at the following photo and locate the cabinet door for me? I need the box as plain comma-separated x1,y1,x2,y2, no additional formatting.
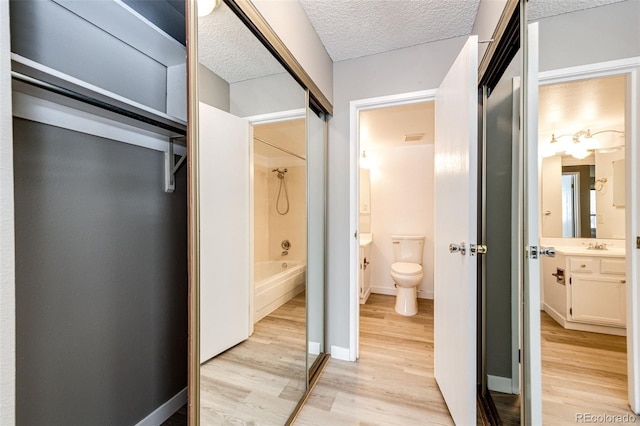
571,276,626,327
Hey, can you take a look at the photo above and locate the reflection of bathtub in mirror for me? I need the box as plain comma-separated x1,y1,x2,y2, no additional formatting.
254,260,306,322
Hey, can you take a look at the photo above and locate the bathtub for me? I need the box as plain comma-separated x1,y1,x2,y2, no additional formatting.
254,260,306,322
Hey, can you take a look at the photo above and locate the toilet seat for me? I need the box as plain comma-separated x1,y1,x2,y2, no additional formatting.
391,262,422,276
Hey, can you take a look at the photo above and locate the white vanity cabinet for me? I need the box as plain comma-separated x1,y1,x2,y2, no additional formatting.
569,257,627,327
542,247,626,335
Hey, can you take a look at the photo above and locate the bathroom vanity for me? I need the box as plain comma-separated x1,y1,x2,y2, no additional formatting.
542,246,627,335
359,233,373,304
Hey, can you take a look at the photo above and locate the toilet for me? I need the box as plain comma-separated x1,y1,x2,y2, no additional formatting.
390,235,425,316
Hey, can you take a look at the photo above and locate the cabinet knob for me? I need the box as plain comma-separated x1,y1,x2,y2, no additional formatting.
621,280,626,284
581,264,586,268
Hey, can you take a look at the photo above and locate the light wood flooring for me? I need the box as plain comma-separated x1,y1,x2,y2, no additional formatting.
540,311,639,425
294,294,454,426
200,292,307,425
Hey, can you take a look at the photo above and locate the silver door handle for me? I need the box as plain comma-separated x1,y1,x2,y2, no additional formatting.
540,246,556,257
449,242,466,255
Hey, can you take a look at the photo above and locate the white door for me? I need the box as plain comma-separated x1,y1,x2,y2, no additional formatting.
199,102,251,362
433,35,478,426
522,22,542,424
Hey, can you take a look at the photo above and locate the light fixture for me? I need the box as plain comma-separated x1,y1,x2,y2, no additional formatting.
360,150,370,169
198,0,220,17
543,128,624,159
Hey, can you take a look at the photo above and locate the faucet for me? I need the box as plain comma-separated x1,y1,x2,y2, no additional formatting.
588,241,608,250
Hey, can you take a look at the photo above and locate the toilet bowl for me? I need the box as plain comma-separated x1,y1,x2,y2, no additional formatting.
390,235,425,316
391,262,423,316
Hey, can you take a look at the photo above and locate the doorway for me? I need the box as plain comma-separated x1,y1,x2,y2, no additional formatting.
348,90,436,361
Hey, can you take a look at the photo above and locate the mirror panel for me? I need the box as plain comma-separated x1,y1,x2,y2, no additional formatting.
539,74,626,239
197,2,308,423
531,0,639,423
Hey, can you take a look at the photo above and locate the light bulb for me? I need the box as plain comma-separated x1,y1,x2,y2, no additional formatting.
198,0,220,17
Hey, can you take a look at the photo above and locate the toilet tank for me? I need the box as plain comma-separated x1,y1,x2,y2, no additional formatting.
392,235,425,264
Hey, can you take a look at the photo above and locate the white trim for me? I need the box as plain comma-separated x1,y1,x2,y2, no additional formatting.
487,375,515,395
308,341,321,356
330,345,350,361
349,89,437,363
135,387,187,426
12,92,186,156
12,54,186,125
244,108,306,125
543,304,626,337
538,57,640,415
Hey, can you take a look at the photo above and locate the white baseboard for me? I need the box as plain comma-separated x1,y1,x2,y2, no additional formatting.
371,286,434,299
136,387,187,426
330,345,350,361
543,303,626,336
487,375,514,394
309,341,321,355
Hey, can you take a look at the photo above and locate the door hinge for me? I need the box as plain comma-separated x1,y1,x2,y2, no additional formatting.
570,307,573,316
518,349,521,364
569,277,572,285
354,231,358,239
637,236,640,249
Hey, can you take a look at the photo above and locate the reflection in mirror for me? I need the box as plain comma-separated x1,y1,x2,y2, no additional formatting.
197,2,308,423
539,75,626,239
532,0,639,423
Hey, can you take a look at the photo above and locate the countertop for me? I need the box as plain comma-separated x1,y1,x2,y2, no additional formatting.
553,246,626,258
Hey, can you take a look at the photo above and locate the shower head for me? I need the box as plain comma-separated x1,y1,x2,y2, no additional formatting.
272,168,287,179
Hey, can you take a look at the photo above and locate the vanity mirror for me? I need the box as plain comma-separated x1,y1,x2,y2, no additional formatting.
539,74,626,239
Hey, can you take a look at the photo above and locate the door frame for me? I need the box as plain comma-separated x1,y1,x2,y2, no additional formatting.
244,108,307,333
537,56,640,414
347,89,436,361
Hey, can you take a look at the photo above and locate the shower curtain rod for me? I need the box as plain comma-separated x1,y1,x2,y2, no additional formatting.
11,71,187,136
254,136,306,161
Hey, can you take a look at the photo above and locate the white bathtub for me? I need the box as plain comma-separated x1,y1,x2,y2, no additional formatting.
254,261,306,322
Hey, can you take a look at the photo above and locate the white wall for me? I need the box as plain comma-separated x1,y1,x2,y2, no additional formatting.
327,36,468,351
368,144,434,299
254,162,270,262
0,0,15,422
251,0,333,105
230,73,305,117
199,63,230,112
595,150,626,239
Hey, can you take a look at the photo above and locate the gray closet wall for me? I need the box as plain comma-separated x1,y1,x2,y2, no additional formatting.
13,118,187,425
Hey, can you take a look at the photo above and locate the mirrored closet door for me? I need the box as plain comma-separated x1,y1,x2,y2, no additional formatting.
193,1,329,423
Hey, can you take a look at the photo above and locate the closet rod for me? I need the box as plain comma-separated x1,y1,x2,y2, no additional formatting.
11,71,187,136
254,136,306,161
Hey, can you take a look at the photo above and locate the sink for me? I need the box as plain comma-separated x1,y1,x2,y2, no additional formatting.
360,233,373,247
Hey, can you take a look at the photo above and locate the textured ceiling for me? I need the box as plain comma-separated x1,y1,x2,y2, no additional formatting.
528,0,627,21
539,74,625,145
360,102,435,151
197,0,628,82
198,3,283,83
299,0,481,62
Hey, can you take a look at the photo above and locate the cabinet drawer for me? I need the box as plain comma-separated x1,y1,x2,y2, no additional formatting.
601,259,626,275
569,258,598,273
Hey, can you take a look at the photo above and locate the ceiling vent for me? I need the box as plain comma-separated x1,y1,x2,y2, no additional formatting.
404,133,425,142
